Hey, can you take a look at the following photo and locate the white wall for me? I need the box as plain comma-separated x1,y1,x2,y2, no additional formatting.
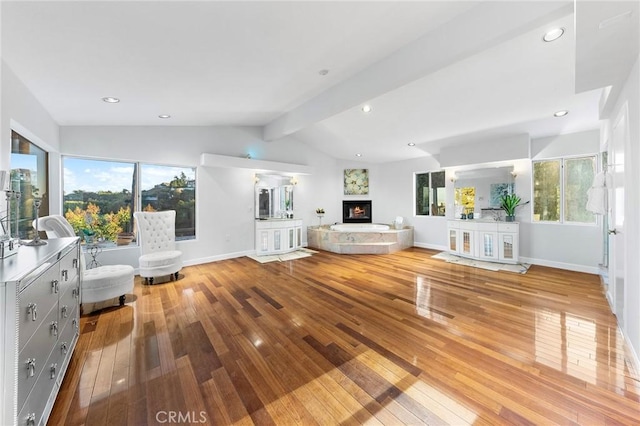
1,62,61,210
59,126,340,267
375,156,448,250
375,131,602,272
526,129,602,271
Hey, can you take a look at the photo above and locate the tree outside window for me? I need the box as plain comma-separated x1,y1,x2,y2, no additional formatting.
63,158,196,243
415,171,446,216
533,156,596,224
140,165,195,239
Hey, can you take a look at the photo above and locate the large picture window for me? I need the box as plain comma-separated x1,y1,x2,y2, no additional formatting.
533,156,596,224
140,164,195,239
63,157,196,243
415,171,446,216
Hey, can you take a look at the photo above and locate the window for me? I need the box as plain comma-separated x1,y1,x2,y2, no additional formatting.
63,158,196,243
10,131,49,240
415,171,446,216
140,164,195,239
533,156,596,224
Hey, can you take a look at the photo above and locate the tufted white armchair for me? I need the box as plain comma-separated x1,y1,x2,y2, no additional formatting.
133,210,183,284
35,215,135,311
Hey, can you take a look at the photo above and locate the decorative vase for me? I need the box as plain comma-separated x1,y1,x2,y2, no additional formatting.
505,215,515,222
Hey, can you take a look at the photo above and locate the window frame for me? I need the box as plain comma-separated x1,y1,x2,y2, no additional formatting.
532,154,597,225
10,131,49,240
62,156,197,244
414,170,446,217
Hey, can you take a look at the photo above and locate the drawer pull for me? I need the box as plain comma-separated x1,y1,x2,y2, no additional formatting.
52,279,59,293
61,305,68,318
27,303,38,321
25,413,36,426
72,318,78,330
72,258,78,268
50,362,58,379
26,358,36,377
51,321,58,337
72,287,79,298
62,269,68,281
61,342,68,355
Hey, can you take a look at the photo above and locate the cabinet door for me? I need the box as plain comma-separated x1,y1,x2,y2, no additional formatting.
499,233,518,262
257,230,270,254
459,230,475,257
478,231,498,260
448,228,458,252
273,230,282,251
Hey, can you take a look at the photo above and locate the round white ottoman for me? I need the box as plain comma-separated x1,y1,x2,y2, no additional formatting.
82,264,135,308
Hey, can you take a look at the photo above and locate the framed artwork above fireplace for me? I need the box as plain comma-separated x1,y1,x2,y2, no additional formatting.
344,168,369,195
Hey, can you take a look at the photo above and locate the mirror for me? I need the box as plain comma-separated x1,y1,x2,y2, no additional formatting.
255,174,294,219
453,166,515,217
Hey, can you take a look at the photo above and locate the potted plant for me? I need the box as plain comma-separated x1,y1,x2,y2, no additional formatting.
500,193,521,222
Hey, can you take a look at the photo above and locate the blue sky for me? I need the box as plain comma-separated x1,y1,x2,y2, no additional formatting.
12,154,194,193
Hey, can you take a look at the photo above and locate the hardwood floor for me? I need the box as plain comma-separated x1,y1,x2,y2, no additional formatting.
50,248,640,425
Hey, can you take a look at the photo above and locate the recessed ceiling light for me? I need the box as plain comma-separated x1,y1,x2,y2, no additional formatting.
554,110,569,117
543,27,564,42
318,69,329,76
158,114,171,119
355,153,362,157
361,105,372,113
408,142,416,147
102,96,120,103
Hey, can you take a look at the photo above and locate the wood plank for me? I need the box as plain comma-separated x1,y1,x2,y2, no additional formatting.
48,249,640,425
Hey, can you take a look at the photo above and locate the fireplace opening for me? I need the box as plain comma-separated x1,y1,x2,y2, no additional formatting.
343,200,372,223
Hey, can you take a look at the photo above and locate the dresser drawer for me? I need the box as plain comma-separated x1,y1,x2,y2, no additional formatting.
475,222,498,232
18,265,59,351
58,249,79,292
52,309,79,383
17,306,58,411
58,281,80,332
498,223,519,233
17,340,60,426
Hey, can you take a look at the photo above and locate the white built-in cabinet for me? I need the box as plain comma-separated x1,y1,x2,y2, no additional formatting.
1,237,81,426
255,219,303,255
447,220,519,263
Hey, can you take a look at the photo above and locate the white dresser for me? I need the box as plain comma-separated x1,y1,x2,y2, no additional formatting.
255,219,303,255
1,237,81,426
447,220,519,263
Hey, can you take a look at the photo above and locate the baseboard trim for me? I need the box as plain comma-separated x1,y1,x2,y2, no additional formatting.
413,242,448,251
518,256,600,274
183,250,254,267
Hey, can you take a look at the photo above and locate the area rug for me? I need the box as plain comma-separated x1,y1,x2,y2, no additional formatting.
247,248,318,264
432,251,531,274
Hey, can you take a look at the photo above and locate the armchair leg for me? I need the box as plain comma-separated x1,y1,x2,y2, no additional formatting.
119,295,126,306
149,277,154,285
174,272,179,280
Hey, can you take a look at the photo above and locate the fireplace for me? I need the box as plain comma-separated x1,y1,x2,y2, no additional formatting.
343,200,372,223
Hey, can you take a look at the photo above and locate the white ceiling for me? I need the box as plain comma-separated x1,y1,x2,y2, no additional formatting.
2,1,638,164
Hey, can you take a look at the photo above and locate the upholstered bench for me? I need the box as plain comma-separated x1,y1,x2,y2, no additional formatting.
82,264,135,307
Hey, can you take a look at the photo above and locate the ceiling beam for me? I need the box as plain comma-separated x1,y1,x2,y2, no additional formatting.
263,1,573,142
